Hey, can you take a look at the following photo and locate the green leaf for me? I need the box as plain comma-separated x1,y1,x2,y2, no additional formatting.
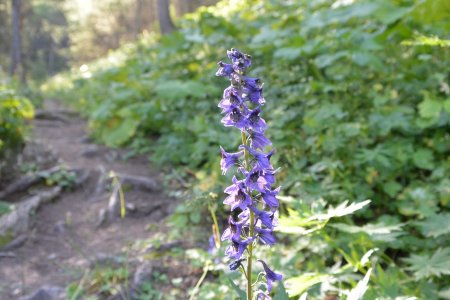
102,118,140,147
418,98,442,119
285,273,330,297
412,148,434,170
228,278,246,299
443,99,450,114
404,248,450,280
347,268,372,300
416,213,450,238
273,282,290,300
383,181,403,197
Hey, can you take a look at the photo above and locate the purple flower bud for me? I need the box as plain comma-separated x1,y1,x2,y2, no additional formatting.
229,258,246,271
227,48,251,71
258,260,283,292
216,61,234,77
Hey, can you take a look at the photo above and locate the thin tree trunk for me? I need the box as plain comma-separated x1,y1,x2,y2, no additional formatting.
157,0,175,35
133,0,143,38
9,0,22,78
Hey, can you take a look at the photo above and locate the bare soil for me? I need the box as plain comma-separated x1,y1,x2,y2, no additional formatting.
0,100,179,299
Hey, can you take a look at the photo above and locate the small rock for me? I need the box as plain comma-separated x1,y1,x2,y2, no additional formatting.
81,145,101,158
47,253,58,260
53,221,66,234
89,253,124,269
80,135,93,143
125,203,136,212
19,286,65,300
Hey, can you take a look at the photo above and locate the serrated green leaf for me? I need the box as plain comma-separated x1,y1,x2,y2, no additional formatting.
285,273,330,297
416,213,450,238
404,248,450,280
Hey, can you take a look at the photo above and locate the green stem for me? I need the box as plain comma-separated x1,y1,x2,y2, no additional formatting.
241,131,254,300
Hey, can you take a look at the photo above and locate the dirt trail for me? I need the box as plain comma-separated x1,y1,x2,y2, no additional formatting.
0,100,175,299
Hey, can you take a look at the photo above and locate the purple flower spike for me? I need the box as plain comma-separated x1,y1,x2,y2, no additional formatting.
220,146,244,174
216,49,282,294
258,260,283,292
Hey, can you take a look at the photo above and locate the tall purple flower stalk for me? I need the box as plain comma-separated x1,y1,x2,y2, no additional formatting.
216,48,282,299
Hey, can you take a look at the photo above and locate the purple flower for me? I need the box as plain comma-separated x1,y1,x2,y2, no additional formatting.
246,87,266,105
258,260,283,292
227,48,251,71
250,131,272,150
250,205,275,229
255,227,276,245
241,168,269,193
216,61,234,77
262,187,280,209
221,215,247,241
256,291,271,300
246,108,267,133
220,146,244,174
225,237,254,259
218,87,243,112
240,145,272,171
221,107,248,130
224,176,252,211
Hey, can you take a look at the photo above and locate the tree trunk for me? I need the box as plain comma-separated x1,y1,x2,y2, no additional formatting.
9,0,22,78
133,0,143,38
157,0,175,35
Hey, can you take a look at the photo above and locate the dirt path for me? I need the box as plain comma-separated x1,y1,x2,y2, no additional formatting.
0,100,176,299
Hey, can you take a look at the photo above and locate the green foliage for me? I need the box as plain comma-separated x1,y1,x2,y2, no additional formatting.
0,85,34,177
43,0,450,298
